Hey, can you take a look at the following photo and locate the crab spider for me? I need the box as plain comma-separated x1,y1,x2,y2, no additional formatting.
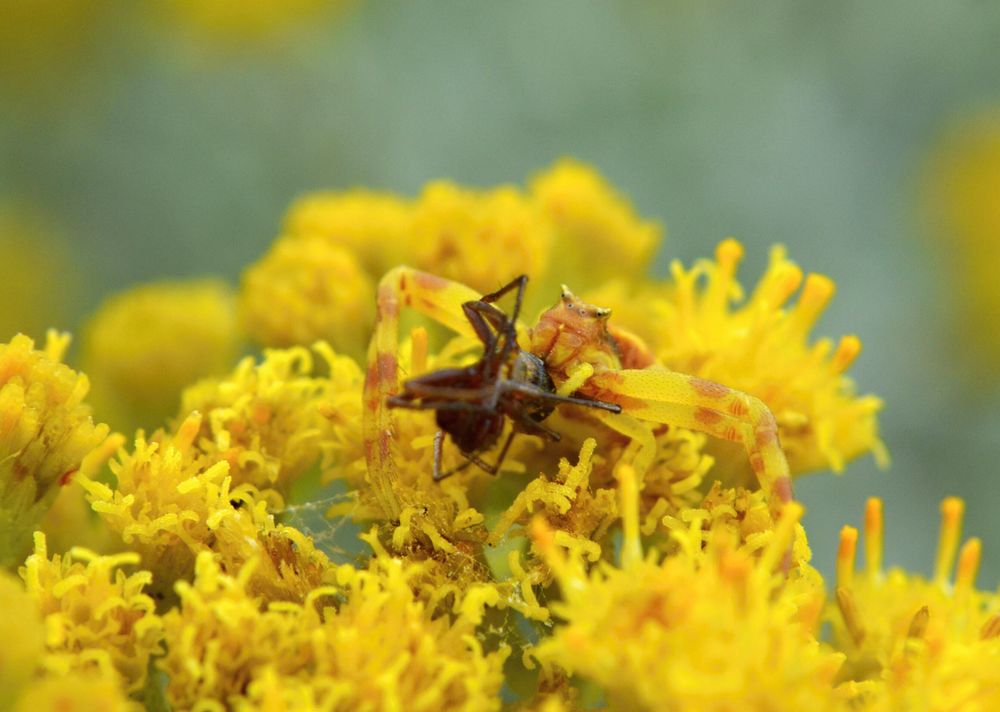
362,267,793,522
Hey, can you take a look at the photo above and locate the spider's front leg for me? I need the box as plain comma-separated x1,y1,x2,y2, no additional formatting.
586,368,794,516
363,267,484,519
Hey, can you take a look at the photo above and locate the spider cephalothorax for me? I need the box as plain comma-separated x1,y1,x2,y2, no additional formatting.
362,267,793,521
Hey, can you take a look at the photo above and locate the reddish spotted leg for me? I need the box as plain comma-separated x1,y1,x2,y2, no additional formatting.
586,368,794,517
363,267,483,519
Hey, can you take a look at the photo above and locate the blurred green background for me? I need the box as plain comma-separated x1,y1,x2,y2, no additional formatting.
2,0,999,584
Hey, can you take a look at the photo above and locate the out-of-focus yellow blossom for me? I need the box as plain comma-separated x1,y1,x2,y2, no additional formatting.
82,279,240,431
585,239,887,479
0,568,45,709
0,206,76,342
0,331,120,568
160,551,508,711
82,413,335,603
240,235,375,358
20,532,162,693
283,189,414,278
925,111,1000,372
12,673,136,712
40,478,117,556
530,158,661,292
532,465,842,711
831,497,1000,710
411,181,554,298
0,0,106,101
161,0,348,46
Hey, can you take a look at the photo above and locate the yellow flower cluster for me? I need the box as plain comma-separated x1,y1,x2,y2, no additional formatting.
925,110,1000,373
0,568,45,709
81,412,335,604
587,239,887,478
4,160,987,710
0,332,120,567
179,341,363,494
532,466,842,711
21,532,162,693
0,205,74,343
82,279,240,431
241,159,663,357
240,236,376,359
0,536,154,711
0,0,106,100
832,498,1000,710
160,0,346,45
160,551,508,711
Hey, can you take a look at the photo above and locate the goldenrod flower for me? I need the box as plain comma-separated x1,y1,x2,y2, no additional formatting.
586,240,887,479
0,331,119,567
12,673,136,712
533,465,842,711
489,439,617,568
82,279,240,431
240,236,375,358
160,551,508,711
0,568,44,709
0,206,75,342
0,0,105,100
83,413,336,603
924,111,1000,372
530,158,661,291
283,189,414,278
832,497,1000,710
179,341,362,494
39,478,117,556
411,180,554,297
20,532,162,693
160,0,347,45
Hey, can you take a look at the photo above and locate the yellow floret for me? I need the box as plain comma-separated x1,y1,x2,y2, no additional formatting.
532,465,843,711
585,239,886,479
0,331,119,567
82,279,240,430
81,414,335,603
0,206,74,343
0,1,104,99
20,532,162,693
411,181,554,299
12,673,137,712
179,341,364,494
240,235,375,358
160,551,509,711
831,498,1000,710
162,0,344,44
530,158,662,291
283,189,414,277
924,111,1000,372
0,568,45,709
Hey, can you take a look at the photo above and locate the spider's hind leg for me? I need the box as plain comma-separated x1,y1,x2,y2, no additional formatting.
587,368,794,517
364,268,485,519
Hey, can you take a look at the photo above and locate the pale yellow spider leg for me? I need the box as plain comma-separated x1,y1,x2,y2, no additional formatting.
556,362,594,397
363,267,483,520
589,368,793,514
590,409,657,480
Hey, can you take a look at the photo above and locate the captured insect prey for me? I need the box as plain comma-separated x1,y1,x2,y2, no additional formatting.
386,275,621,480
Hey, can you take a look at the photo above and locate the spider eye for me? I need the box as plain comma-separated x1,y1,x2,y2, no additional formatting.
565,302,573,309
